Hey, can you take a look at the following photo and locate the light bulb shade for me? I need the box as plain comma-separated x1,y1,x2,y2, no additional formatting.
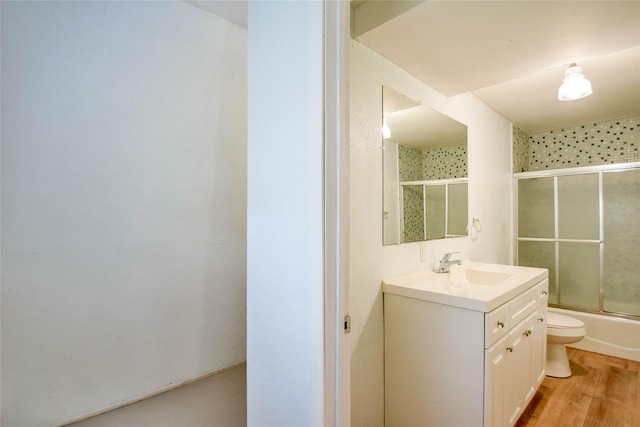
382,117,391,139
558,64,592,101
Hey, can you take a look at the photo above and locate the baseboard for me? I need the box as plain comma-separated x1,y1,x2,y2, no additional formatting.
58,360,247,426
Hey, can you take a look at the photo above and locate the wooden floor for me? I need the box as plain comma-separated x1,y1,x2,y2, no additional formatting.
516,348,640,427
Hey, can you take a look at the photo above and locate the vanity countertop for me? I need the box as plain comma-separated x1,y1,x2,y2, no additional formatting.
382,261,548,312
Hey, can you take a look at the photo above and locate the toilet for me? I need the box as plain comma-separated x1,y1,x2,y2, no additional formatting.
546,312,586,378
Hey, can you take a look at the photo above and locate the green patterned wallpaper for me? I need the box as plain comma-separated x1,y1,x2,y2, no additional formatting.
513,116,640,172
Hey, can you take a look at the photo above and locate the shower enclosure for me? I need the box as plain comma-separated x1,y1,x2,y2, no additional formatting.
515,162,640,318
400,179,468,242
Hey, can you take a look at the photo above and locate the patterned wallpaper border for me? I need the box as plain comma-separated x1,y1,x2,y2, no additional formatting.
514,117,640,172
398,144,467,181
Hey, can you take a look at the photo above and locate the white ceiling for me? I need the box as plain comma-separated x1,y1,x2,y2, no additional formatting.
185,1,247,28
353,1,640,133
384,86,468,149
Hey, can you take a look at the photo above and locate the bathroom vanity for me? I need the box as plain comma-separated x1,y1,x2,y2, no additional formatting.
382,261,548,427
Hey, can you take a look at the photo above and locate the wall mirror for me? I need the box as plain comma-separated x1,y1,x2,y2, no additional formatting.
382,86,469,245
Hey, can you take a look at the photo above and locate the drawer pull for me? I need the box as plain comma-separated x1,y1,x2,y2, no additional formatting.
497,320,505,328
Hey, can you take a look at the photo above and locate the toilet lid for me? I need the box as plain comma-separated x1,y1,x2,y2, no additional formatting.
547,312,585,328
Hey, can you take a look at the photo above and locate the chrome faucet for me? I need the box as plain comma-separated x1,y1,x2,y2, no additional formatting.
433,252,462,273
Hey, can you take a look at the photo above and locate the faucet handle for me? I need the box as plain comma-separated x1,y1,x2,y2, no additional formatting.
443,252,460,262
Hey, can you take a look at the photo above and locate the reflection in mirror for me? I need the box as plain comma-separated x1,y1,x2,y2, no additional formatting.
382,86,468,245
447,182,469,236
401,184,425,242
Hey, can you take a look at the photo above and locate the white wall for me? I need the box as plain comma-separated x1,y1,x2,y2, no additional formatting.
0,2,247,426
349,41,513,425
68,365,246,427
246,0,351,424
247,2,325,426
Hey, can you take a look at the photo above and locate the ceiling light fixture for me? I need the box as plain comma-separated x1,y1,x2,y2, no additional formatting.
557,63,592,101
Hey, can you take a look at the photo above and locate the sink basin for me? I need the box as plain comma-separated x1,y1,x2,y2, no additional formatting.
382,260,548,312
463,269,514,285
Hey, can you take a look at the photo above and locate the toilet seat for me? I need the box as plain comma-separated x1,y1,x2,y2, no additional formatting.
547,312,584,329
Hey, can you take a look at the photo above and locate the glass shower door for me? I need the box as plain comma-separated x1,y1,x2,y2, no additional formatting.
425,184,445,240
517,177,557,299
447,182,468,237
556,174,600,310
603,169,640,316
516,165,640,318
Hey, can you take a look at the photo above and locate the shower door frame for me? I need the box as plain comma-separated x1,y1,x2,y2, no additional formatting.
513,161,640,320
400,177,468,242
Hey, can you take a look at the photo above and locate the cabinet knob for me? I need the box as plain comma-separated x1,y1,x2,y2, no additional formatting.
542,290,548,296
497,320,505,328
538,316,544,322
507,347,513,353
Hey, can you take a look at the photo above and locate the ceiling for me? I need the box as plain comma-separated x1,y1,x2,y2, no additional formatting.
185,1,248,28
352,1,640,133
384,86,468,149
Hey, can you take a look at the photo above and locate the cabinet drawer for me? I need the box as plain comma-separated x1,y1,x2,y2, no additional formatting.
538,279,549,309
508,286,538,328
485,285,539,348
485,302,509,347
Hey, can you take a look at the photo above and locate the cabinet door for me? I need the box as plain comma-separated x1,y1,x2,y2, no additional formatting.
530,312,545,388
537,280,549,385
523,312,539,404
485,334,509,427
506,320,527,426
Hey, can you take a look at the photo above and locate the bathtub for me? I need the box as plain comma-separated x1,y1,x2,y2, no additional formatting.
548,307,640,362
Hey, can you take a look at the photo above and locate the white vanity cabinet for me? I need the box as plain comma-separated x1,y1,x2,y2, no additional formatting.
484,279,548,426
383,263,548,427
